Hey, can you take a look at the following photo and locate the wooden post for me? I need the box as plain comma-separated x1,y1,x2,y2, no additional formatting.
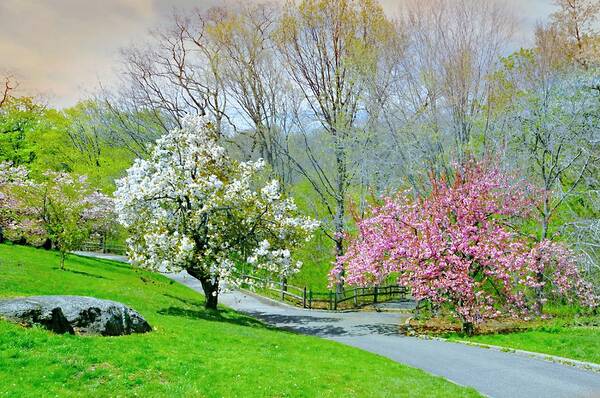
353,288,358,307
374,286,378,304
281,277,287,301
329,291,333,310
303,287,307,308
309,290,313,310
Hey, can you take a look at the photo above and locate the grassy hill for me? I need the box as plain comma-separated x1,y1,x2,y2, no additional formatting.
0,243,480,397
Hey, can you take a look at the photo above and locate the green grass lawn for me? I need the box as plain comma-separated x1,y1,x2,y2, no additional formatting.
0,243,480,397
448,326,600,365
289,261,332,292
288,230,334,292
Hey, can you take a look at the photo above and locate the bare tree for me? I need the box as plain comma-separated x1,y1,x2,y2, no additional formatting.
108,6,231,155
505,67,600,240
83,92,165,158
0,76,16,109
275,0,400,292
398,0,514,156
209,2,296,184
65,104,105,168
534,23,572,75
550,0,600,67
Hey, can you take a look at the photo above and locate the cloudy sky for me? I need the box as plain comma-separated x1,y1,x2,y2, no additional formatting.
0,0,557,108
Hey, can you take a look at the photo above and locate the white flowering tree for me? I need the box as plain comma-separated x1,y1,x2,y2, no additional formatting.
115,117,318,310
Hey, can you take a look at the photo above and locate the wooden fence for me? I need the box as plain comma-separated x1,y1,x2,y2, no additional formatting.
238,273,409,310
80,241,126,255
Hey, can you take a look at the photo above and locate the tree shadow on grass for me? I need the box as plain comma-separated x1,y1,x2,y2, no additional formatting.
163,293,203,308
51,267,109,280
69,254,131,270
157,306,267,329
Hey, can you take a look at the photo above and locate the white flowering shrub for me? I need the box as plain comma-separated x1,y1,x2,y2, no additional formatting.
115,117,318,309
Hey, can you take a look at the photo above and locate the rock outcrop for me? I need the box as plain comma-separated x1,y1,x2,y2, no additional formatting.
0,296,152,336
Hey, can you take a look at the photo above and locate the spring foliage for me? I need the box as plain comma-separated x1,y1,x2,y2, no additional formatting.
0,163,115,267
114,117,318,304
334,162,597,328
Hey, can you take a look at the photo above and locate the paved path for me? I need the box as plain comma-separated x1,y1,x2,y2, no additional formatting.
75,252,600,398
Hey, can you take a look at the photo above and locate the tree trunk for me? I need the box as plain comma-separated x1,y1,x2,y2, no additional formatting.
188,268,220,310
535,207,551,313
201,279,219,310
334,139,347,297
462,321,474,337
334,237,345,297
60,251,66,270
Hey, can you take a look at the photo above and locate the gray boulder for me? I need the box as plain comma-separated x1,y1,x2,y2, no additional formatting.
0,296,152,336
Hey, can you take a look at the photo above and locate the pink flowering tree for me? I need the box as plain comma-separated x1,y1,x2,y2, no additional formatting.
334,162,597,335
0,163,115,268
26,173,115,268
0,163,45,244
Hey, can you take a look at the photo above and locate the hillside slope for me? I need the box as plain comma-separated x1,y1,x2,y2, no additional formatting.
0,244,480,397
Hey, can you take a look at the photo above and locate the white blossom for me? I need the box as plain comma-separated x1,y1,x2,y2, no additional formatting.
114,116,319,295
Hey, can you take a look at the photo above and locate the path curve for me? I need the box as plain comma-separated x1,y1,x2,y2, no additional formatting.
75,252,600,398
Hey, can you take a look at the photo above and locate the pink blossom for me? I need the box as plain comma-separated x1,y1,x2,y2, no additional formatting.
335,161,597,326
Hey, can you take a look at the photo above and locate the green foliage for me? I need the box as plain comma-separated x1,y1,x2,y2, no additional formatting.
0,98,134,193
287,179,336,290
0,97,44,165
289,229,334,290
0,243,481,397
6,171,115,268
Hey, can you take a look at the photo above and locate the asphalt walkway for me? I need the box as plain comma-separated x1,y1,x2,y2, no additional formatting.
75,252,600,398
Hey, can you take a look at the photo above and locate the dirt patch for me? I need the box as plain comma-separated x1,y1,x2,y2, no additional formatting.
400,317,541,336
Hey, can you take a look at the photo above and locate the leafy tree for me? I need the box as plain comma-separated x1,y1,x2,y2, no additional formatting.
550,0,600,67
0,96,45,165
114,117,318,310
